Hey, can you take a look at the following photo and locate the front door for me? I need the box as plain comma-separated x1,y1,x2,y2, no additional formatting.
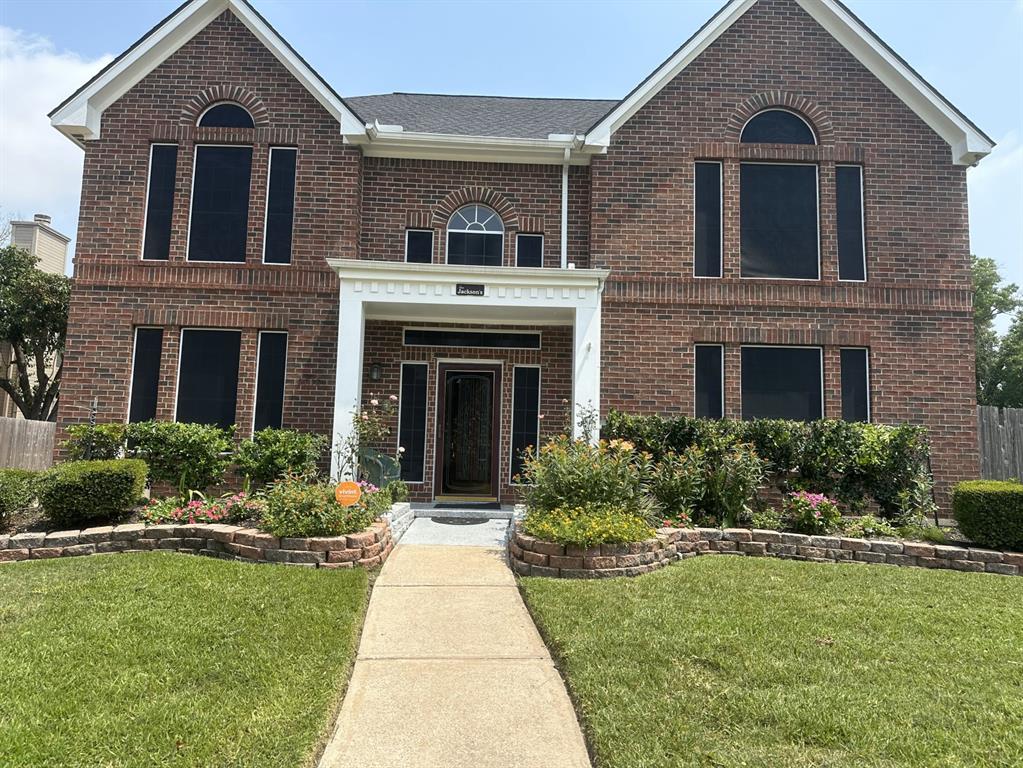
436,364,499,500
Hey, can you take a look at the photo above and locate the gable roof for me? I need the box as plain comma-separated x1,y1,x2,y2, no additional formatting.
346,93,616,140
583,0,993,166
49,0,366,146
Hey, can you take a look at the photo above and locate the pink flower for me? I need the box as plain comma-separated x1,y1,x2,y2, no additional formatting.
370,398,379,406
389,395,398,402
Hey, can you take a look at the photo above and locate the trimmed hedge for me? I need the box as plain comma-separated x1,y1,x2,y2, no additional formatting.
235,428,327,486
0,468,38,529
602,410,934,521
953,480,1023,551
39,459,148,527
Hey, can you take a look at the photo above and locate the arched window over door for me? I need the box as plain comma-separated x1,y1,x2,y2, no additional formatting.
740,108,816,145
446,204,504,267
197,102,255,129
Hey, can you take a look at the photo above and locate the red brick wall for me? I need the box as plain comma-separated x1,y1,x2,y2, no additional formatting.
360,321,573,502
590,0,977,503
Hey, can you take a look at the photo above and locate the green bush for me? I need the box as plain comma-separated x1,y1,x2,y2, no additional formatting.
235,428,326,486
63,424,127,460
260,477,375,538
0,468,38,529
842,514,898,539
701,441,764,528
649,447,705,521
953,480,1023,551
519,436,655,518
384,479,409,503
522,504,655,547
38,459,147,527
127,421,233,494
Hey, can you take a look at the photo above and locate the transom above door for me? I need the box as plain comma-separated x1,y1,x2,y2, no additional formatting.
435,363,501,502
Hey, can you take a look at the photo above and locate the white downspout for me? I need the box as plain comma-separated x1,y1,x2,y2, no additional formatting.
560,147,569,269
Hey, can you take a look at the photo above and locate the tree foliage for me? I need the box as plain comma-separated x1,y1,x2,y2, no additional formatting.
0,245,71,420
972,255,1023,407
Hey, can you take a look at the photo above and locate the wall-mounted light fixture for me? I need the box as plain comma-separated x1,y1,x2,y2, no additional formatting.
369,363,382,381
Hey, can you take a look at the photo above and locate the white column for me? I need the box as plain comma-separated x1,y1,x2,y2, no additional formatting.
572,302,601,443
329,285,365,480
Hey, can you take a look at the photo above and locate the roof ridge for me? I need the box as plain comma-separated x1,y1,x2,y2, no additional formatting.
359,91,618,103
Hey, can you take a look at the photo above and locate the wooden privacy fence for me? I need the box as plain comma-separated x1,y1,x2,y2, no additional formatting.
0,417,56,471
978,406,1023,481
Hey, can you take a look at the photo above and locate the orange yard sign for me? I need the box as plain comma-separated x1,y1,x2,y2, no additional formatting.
334,481,362,507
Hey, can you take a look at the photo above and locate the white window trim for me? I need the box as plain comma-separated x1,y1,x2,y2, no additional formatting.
739,107,818,145
693,161,723,279
445,204,504,266
261,147,297,265
172,327,243,424
196,101,255,129
840,347,871,422
185,143,253,264
693,343,725,419
739,161,821,281
140,143,177,261
738,344,824,421
509,364,542,485
125,326,163,423
404,228,434,264
396,361,429,484
836,164,868,283
402,326,542,351
252,330,288,434
515,233,544,268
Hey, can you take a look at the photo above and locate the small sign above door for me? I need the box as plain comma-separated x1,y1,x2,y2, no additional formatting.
455,283,485,297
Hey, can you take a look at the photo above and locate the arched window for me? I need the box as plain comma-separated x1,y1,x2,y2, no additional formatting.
740,109,816,145
197,102,255,129
446,204,504,266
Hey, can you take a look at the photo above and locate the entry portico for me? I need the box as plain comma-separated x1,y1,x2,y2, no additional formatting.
328,259,608,501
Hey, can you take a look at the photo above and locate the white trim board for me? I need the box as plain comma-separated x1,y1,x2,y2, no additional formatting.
583,0,993,166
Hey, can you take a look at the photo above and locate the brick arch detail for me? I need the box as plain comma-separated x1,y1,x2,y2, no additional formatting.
430,187,520,230
180,85,270,127
726,92,834,144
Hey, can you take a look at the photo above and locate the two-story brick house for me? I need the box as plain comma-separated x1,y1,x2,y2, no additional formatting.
51,0,992,505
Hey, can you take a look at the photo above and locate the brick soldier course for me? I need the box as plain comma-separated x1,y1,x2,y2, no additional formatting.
52,0,992,507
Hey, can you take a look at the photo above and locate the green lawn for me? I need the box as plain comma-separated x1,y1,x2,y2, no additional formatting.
0,553,368,768
522,556,1023,768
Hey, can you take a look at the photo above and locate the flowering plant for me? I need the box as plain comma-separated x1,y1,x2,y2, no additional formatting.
141,491,265,525
783,490,841,534
659,511,692,529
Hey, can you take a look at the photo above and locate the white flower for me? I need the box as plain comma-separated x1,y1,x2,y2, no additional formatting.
389,394,398,402
398,446,406,453
538,413,545,420
370,398,379,406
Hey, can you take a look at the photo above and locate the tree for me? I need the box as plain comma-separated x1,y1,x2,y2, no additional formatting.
971,256,1019,405
992,316,1023,407
0,245,71,420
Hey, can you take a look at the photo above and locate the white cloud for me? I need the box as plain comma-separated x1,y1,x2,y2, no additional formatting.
0,27,112,272
968,130,1023,333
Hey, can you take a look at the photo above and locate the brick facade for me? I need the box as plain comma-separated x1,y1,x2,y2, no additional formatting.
57,0,979,506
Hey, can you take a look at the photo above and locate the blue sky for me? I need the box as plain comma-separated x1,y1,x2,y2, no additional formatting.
1,0,1020,326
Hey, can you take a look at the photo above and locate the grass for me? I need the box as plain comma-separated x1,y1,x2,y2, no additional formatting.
0,553,368,768
521,556,1023,768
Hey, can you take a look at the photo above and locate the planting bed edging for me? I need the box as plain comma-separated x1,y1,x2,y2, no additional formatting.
510,524,1023,578
0,502,411,569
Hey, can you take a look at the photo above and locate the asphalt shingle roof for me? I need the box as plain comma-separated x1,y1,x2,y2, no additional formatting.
345,93,619,139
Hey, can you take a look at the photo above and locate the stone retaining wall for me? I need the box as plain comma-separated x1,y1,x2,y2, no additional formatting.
0,506,405,570
510,525,1023,578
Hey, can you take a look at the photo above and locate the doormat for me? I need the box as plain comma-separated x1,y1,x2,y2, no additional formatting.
430,517,490,526
430,502,502,511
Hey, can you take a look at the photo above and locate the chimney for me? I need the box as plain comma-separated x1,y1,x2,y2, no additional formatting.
33,213,52,226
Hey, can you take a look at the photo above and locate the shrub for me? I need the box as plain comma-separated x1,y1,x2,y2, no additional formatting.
953,480,1023,551
384,479,409,503
897,522,948,544
519,436,655,518
235,428,326,486
0,468,38,529
127,421,233,494
649,447,705,521
63,423,127,460
141,491,266,525
750,506,784,531
701,442,764,528
842,514,898,539
522,504,655,547
260,476,375,538
783,491,842,535
38,459,147,527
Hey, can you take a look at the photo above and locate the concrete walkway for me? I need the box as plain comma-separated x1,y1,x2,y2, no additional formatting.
318,520,591,768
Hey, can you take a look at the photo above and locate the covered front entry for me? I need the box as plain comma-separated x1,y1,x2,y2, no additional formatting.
436,364,500,500
328,259,608,501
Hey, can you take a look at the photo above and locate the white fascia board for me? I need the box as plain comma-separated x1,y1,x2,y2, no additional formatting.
583,0,993,166
50,0,366,144
361,131,596,166
328,258,609,290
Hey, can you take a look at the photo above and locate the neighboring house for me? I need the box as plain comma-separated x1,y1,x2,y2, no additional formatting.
1,214,69,419
50,0,992,505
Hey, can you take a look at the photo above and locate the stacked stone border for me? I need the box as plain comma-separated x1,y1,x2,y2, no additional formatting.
510,525,1023,578
0,503,413,570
